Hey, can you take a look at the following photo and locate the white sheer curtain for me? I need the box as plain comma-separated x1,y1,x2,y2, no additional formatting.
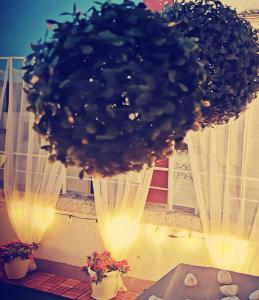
176,0,258,13
220,0,258,12
0,59,9,166
186,95,259,275
3,58,65,244
92,169,153,260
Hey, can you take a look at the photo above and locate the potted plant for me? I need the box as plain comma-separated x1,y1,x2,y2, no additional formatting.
23,1,206,178
163,0,258,127
0,241,39,279
82,250,129,300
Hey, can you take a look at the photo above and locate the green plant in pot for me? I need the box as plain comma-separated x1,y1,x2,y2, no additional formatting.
23,0,206,177
0,241,39,279
163,0,259,127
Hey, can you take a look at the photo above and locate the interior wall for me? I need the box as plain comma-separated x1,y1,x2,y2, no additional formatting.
0,201,213,281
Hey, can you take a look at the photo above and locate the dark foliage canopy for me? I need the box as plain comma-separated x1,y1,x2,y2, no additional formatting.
23,1,205,177
164,0,259,127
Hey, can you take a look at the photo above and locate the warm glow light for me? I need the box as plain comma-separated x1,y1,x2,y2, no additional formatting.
7,197,55,243
177,229,203,251
207,235,249,270
104,215,140,257
145,225,169,245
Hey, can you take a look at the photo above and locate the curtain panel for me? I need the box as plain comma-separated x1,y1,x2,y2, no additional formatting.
3,58,65,244
93,168,153,260
187,95,259,275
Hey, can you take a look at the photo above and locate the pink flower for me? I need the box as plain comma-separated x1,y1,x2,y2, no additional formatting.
96,261,106,272
124,265,130,271
102,250,111,257
83,250,129,283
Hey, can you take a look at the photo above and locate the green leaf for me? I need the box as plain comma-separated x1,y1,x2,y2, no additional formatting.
127,28,143,37
83,24,94,33
46,19,59,25
81,45,93,54
60,12,72,16
30,43,41,52
154,38,167,46
112,40,124,46
63,36,81,49
86,123,97,134
178,83,188,92
79,169,85,180
41,145,52,151
168,70,176,83
26,105,35,112
98,30,118,40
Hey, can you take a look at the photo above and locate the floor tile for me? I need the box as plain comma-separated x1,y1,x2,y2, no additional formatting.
0,269,148,299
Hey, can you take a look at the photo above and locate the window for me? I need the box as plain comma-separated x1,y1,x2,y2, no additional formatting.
62,167,93,196
146,151,197,212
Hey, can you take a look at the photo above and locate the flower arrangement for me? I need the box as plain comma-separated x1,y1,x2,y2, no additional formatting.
82,251,129,284
0,241,39,263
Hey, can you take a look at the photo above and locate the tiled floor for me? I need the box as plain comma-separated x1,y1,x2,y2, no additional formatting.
0,270,152,300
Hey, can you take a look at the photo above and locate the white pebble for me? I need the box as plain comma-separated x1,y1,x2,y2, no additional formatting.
218,269,232,284
148,296,163,300
220,285,238,296
184,273,198,287
249,290,259,300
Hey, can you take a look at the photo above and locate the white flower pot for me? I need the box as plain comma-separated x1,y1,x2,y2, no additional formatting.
4,257,30,279
28,258,37,272
89,269,119,300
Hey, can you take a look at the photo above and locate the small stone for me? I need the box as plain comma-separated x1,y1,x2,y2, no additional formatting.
148,296,163,300
221,297,240,300
249,290,259,300
220,285,238,296
184,273,198,287
218,270,232,284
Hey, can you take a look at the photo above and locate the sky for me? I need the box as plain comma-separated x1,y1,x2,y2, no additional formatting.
0,0,257,57
0,0,139,57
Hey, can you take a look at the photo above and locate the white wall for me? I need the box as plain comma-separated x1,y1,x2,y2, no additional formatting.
0,201,213,281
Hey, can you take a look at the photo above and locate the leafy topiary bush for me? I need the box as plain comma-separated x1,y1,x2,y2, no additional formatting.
163,0,259,127
23,1,205,177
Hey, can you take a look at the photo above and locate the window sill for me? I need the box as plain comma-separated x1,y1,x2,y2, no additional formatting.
58,192,201,232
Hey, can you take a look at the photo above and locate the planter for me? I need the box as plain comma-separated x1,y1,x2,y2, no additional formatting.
89,269,119,300
4,257,30,279
28,257,37,272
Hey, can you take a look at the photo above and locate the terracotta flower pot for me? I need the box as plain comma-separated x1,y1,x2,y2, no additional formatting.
89,268,119,300
4,257,30,279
